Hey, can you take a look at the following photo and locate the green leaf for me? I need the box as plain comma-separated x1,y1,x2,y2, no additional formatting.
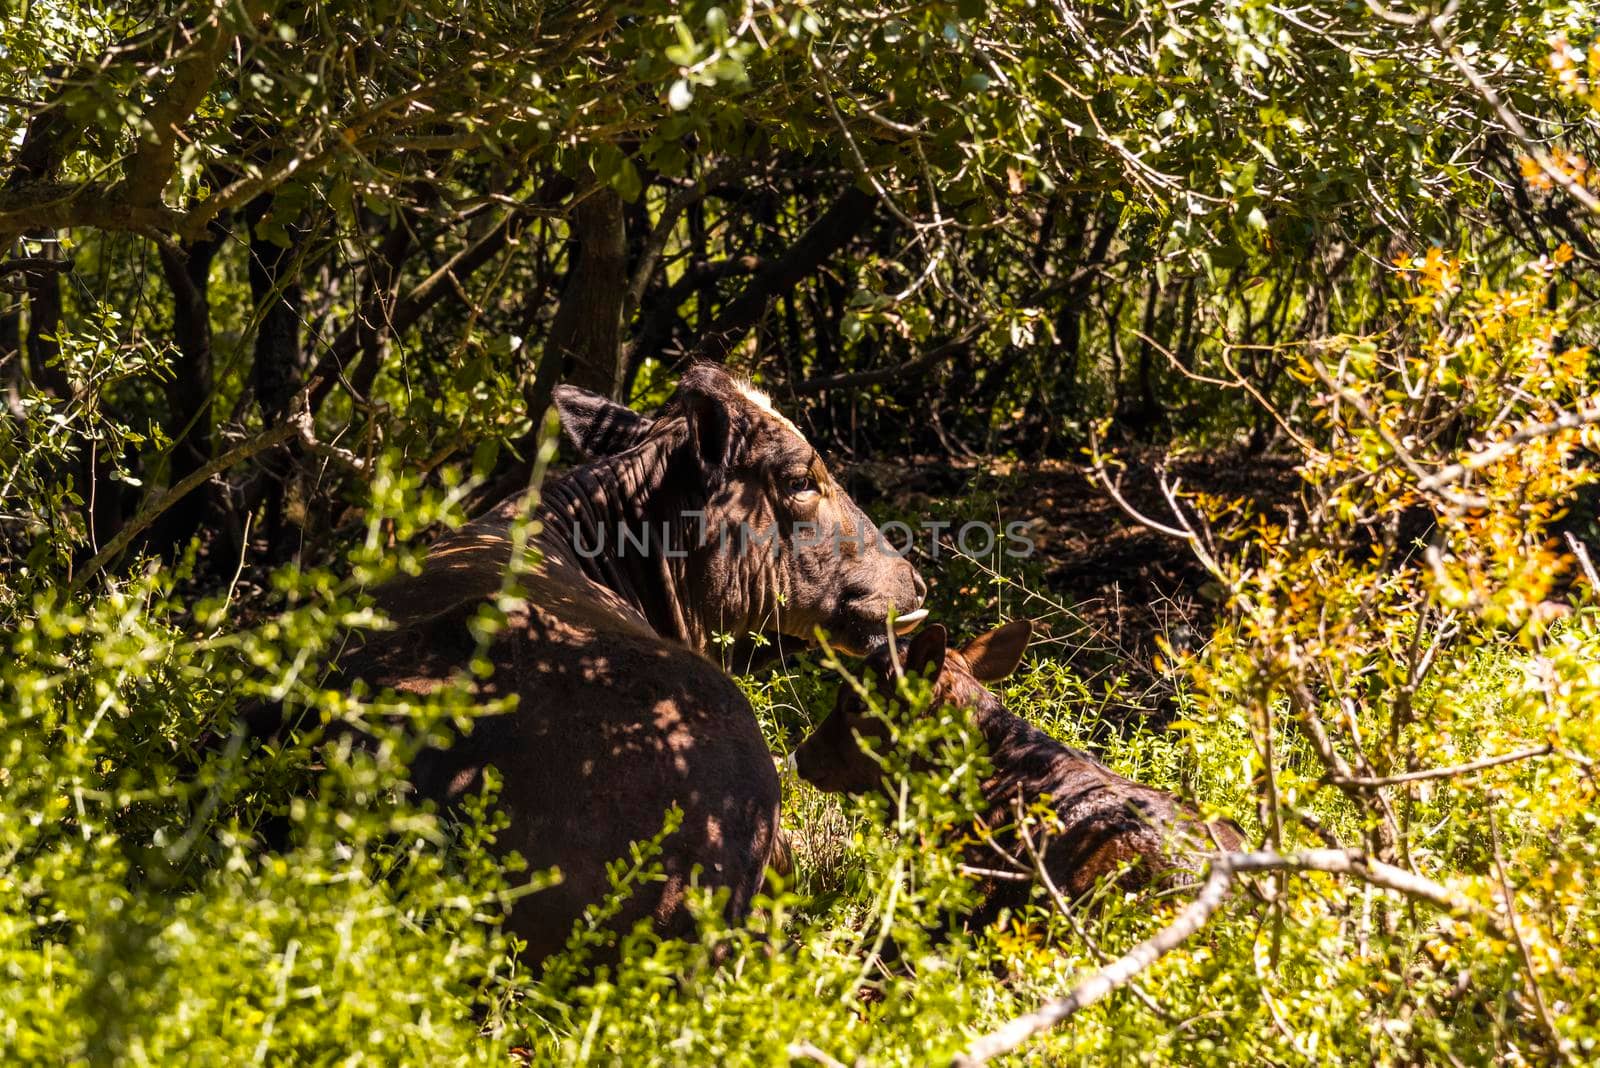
611,156,643,202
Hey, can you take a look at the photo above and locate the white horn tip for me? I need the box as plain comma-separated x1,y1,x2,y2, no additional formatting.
892,608,929,634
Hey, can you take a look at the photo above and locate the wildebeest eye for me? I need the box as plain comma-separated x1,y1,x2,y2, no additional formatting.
786,473,820,499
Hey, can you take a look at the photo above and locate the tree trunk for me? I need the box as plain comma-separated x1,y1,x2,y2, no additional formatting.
151,224,223,552
23,237,66,398
245,193,305,559
0,285,20,409
527,183,628,422
246,194,305,426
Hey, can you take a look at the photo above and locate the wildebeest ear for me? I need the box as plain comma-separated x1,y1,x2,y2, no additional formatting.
959,619,1032,683
553,384,653,460
677,368,734,469
901,623,948,681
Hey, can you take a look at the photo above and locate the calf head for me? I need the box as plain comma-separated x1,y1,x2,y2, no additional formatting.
792,619,1032,793
554,364,926,655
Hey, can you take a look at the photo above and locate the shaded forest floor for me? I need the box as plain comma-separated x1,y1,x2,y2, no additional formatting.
846,448,1304,725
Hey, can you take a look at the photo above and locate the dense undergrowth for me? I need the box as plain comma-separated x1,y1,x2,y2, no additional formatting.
9,0,1600,1061
5,249,1600,1065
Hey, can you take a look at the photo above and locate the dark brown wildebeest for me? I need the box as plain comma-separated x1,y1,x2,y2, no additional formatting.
791,620,1243,926
322,364,926,964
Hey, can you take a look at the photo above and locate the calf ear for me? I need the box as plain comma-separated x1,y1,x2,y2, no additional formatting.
677,368,734,469
554,385,653,460
901,623,948,681
959,619,1032,683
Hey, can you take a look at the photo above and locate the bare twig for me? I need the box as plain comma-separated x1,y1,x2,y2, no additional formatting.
953,856,1234,1067
1086,434,1196,544
958,863,1034,883
952,848,1500,1066
793,327,982,394
1416,406,1600,492
1012,799,1173,1022
1488,809,1571,1062
1331,743,1554,788
787,1040,851,1068
1566,531,1600,591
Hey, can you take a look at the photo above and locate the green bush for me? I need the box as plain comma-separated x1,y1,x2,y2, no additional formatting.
0,439,545,1063
9,252,1600,1064
5,1,1600,1054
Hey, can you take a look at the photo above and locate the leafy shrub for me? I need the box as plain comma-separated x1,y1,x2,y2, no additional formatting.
0,419,546,1062
5,225,1600,1066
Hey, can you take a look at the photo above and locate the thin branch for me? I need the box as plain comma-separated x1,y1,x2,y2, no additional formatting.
308,201,539,408
952,848,1501,1066
686,186,876,363
952,857,1234,1067
957,863,1035,883
1488,809,1572,1062
626,158,745,315
787,1041,851,1068
1566,531,1600,590
68,409,307,593
792,327,981,394
1428,14,1600,216
1304,357,1486,509
0,255,74,277
1416,405,1600,492
1331,743,1553,788
1013,798,1173,1022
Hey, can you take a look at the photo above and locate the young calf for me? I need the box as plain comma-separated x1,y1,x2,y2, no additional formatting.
791,621,1243,922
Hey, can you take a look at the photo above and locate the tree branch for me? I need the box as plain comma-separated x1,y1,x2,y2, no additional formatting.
954,855,1234,1067
150,225,224,551
0,182,187,236
68,412,306,593
121,1,235,205
308,202,539,409
952,848,1502,1066
0,255,74,279
1330,743,1554,789
1416,405,1600,492
792,327,980,394
626,159,746,315
686,186,875,363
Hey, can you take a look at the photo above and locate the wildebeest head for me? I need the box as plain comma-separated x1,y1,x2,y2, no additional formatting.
790,620,1032,793
552,364,927,657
